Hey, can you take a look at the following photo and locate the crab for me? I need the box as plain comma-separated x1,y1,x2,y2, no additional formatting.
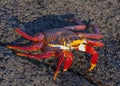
7,17,104,80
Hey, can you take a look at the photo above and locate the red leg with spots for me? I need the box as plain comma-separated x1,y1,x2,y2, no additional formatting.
7,43,44,52
16,28,44,42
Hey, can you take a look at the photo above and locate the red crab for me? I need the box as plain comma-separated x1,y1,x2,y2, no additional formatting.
7,17,104,80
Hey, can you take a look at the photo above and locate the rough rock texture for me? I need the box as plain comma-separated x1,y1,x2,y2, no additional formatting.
0,0,120,86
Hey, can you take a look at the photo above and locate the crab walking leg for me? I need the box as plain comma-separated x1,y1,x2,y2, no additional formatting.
66,16,84,25
7,43,44,51
77,40,98,71
16,28,44,42
86,40,104,47
63,50,73,71
77,33,103,39
64,25,86,31
53,51,64,80
70,17,100,34
16,51,53,59
16,49,64,80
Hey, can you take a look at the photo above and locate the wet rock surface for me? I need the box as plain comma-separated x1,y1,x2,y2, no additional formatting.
0,0,120,86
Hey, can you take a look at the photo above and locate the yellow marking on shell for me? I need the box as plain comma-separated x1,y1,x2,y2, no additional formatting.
70,39,84,47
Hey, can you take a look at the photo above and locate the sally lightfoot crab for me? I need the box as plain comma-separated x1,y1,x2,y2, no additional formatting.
7,17,104,80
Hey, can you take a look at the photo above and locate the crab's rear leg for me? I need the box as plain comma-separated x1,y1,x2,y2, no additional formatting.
15,47,64,80
16,28,44,42
16,50,53,60
69,17,100,34
7,42,44,52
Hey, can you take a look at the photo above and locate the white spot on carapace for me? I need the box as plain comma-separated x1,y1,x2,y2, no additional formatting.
78,39,86,51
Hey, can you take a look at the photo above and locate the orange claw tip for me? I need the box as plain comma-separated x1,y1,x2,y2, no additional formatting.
88,63,96,71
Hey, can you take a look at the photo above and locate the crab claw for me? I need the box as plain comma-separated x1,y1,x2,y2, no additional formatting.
63,51,73,71
77,43,99,71
16,28,44,42
85,45,98,71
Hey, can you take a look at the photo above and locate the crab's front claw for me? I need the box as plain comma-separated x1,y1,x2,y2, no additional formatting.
63,51,73,71
85,45,99,71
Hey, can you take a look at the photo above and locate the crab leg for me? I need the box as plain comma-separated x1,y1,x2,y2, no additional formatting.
77,33,103,39
65,16,84,25
15,48,65,80
16,28,44,42
63,50,73,71
69,17,100,34
53,50,64,80
86,40,104,47
16,51,53,59
64,25,86,31
89,24,100,34
7,43,44,51
85,45,99,71
77,41,99,71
